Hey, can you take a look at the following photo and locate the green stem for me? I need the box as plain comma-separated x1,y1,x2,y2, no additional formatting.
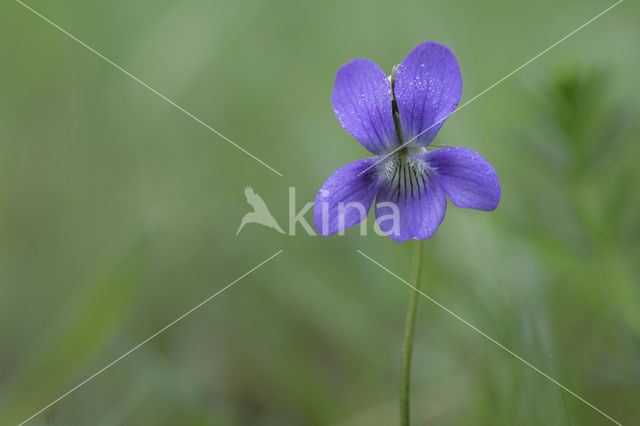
400,239,424,426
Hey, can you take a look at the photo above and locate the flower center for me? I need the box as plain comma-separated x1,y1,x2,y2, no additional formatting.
379,149,428,183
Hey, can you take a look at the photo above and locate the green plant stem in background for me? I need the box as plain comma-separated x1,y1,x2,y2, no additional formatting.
549,354,575,426
400,239,425,426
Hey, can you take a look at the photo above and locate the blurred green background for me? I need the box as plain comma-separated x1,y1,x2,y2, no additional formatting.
1,0,639,424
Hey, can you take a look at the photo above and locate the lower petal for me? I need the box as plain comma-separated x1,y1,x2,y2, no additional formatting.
419,147,500,211
314,158,380,236
375,158,447,242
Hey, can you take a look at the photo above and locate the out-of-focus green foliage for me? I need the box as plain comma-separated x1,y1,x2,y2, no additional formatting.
1,0,639,425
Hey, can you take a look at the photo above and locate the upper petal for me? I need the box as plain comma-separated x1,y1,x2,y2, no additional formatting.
332,59,400,155
395,41,462,147
375,158,447,242
418,147,500,211
314,157,381,236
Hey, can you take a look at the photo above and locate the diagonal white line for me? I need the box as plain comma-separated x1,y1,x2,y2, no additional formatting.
17,249,284,426
356,249,622,426
359,0,624,176
16,0,284,177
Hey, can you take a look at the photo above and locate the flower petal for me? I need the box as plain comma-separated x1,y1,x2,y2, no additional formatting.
394,41,462,147
314,158,380,236
332,59,400,155
375,159,447,242
418,147,500,211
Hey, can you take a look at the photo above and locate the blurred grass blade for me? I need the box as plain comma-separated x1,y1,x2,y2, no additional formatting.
0,244,147,424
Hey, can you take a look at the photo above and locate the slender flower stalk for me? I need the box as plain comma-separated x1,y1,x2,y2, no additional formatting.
400,239,424,426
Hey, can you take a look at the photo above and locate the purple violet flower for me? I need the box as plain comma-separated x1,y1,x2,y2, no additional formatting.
313,41,501,242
